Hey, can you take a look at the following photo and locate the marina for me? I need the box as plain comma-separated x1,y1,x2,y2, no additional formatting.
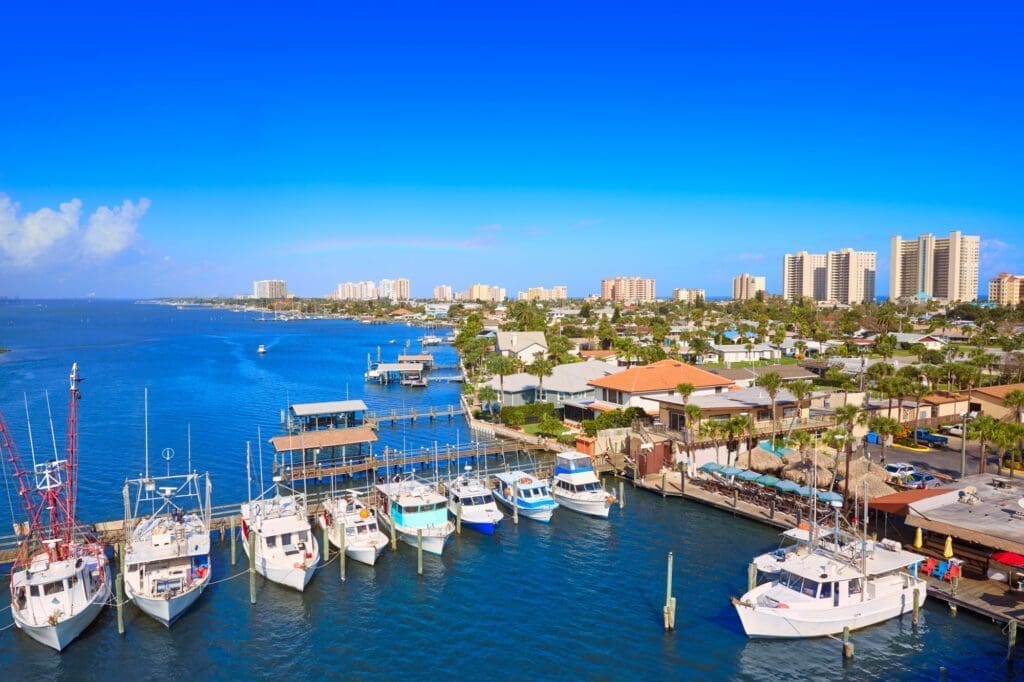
0,301,1015,677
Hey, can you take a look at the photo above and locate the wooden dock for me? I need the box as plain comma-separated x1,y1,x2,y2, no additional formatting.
365,404,463,427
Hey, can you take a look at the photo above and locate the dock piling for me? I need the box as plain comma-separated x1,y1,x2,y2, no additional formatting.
663,551,676,631
322,521,330,562
619,480,625,509
417,529,423,576
115,572,125,635
842,626,854,660
912,588,920,627
230,516,237,566
248,531,256,605
747,562,757,592
338,521,346,582
1009,620,1018,664
456,500,463,535
390,518,397,551
513,481,519,525
661,471,667,499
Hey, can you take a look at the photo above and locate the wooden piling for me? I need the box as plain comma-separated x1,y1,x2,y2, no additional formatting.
417,529,424,576
513,481,519,525
663,551,676,631
115,573,125,635
661,471,667,498
733,488,738,508
338,521,346,582
248,531,256,605
619,480,625,509
769,496,776,520
322,521,330,562
842,626,854,659
390,518,397,551
456,500,463,535
912,588,919,627
230,516,237,566
747,562,757,592
1009,620,1018,663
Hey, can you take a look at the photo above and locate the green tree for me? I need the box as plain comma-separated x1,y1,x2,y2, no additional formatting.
834,403,866,505
477,385,498,416
675,382,696,405
788,380,814,425
527,357,555,402
968,414,1000,476
756,371,783,449
700,420,726,465
868,416,901,465
487,355,518,407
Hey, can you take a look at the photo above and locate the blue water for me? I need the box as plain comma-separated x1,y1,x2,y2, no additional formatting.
0,301,1012,679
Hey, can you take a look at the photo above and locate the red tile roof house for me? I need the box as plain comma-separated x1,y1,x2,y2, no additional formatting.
587,359,735,417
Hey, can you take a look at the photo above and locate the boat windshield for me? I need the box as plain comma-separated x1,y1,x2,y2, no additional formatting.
777,570,821,598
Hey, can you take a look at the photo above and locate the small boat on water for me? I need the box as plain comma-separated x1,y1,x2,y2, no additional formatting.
550,452,616,518
443,472,503,535
240,447,319,592
420,334,443,346
316,490,389,566
123,469,213,626
491,471,559,523
5,363,112,651
257,344,266,354
733,505,928,638
375,478,454,555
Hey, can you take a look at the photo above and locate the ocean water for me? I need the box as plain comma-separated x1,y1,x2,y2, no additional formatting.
0,300,1012,680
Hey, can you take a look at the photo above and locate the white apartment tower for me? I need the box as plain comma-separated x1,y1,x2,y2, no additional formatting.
394,278,410,301
600,276,655,302
433,284,454,302
672,288,705,304
518,286,569,302
732,273,766,301
889,230,980,302
253,279,288,299
783,249,876,304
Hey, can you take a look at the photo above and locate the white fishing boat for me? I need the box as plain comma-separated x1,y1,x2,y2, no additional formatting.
257,344,266,354
420,334,443,345
240,443,319,591
733,502,928,638
375,478,454,555
491,471,559,523
5,363,112,651
316,490,389,566
443,471,503,535
550,452,616,518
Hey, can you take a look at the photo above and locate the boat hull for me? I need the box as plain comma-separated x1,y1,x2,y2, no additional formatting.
396,528,448,555
242,534,318,592
461,519,498,535
13,568,111,651
493,493,557,523
128,574,209,627
554,495,612,518
734,582,929,638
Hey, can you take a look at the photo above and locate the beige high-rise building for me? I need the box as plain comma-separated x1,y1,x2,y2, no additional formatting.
783,249,876,304
394,278,411,301
466,283,506,302
253,279,288,299
889,230,980,302
600,276,655,302
433,284,454,301
732,273,766,301
672,288,705,304
518,285,569,302
989,273,1024,306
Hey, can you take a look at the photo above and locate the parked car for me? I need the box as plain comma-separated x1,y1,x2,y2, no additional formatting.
939,424,964,437
905,472,942,489
914,429,949,447
884,463,917,483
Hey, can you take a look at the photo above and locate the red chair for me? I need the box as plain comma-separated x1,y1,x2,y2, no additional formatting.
921,557,939,576
945,564,961,581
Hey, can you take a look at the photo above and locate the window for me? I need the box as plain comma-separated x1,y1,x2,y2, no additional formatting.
281,533,292,546
44,581,64,596
30,585,40,597
298,531,308,543
266,535,277,547
820,582,832,599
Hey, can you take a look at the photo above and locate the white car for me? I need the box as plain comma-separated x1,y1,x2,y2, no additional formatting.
884,463,917,482
941,424,964,437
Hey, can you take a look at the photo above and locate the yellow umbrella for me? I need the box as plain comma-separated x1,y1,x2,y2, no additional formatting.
943,535,954,559
913,527,923,549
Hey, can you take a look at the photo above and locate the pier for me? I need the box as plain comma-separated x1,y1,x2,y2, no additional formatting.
364,404,464,426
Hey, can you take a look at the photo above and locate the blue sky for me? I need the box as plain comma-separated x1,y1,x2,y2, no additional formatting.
1,2,1021,298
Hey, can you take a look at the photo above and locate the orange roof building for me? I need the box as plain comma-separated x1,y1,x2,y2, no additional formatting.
587,359,734,415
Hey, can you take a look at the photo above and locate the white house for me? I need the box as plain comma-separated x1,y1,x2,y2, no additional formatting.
711,343,781,364
495,331,549,364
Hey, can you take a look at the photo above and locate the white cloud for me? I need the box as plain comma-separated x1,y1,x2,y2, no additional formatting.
0,195,81,266
0,194,150,267
82,198,150,257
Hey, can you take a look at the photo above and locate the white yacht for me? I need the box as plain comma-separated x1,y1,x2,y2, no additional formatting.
375,478,454,555
257,344,266,354
733,528,927,638
420,334,443,345
550,452,616,518
443,473,503,535
317,490,389,566
492,471,559,523
7,362,112,651
123,472,213,626
240,486,319,592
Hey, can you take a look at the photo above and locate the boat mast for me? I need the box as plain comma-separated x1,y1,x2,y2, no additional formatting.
144,387,150,480
246,441,253,504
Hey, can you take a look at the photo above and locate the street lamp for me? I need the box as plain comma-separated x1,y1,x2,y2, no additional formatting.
959,411,969,478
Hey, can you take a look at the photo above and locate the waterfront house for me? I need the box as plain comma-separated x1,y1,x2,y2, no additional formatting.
651,386,800,432
888,332,946,352
709,364,817,388
484,360,615,409
495,331,548,364
711,343,780,364
587,359,734,416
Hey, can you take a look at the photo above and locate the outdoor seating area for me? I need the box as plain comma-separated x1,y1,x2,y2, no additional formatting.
696,461,843,518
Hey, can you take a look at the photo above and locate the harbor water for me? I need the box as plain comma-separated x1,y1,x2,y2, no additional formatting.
0,301,1012,679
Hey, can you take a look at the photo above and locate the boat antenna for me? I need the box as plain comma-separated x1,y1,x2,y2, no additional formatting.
44,390,59,461
246,441,252,504
257,426,266,495
144,387,150,479
187,423,193,474
23,394,38,471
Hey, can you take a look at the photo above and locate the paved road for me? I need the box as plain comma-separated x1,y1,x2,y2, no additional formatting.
860,435,1006,481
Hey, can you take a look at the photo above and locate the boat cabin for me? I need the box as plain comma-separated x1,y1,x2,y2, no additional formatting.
555,452,595,475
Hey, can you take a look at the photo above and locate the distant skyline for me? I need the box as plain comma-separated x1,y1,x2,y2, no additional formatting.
1,3,1021,299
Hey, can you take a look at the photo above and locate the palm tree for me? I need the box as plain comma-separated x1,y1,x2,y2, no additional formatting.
994,423,1024,478
968,414,1000,475
477,385,498,417
908,382,930,445
700,420,725,465
527,357,554,402
675,382,696,405
487,355,518,407
788,380,814,426
788,430,815,472
1005,389,1024,432
726,414,753,467
868,416,900,465
615,337,638,368
834,403,865,505
757,371,783,449
684,403,702,464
